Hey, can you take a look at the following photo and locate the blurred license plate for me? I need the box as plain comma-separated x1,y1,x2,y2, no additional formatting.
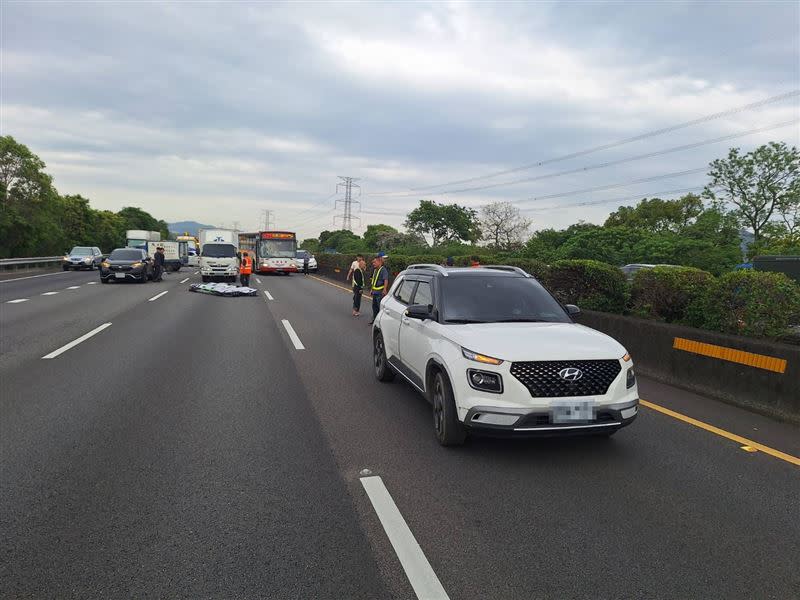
551,399,594,423
115,273,125,279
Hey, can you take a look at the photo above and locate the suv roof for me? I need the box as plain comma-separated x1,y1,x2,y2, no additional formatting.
402,264,530,278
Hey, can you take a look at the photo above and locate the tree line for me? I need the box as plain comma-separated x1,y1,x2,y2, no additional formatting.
301,141,799,275
0,136,170,258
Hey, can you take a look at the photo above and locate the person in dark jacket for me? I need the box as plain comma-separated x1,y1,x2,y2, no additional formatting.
153,247,166,282
352,257,366,316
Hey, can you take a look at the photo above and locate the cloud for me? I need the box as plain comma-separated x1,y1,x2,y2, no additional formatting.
2,1,798,239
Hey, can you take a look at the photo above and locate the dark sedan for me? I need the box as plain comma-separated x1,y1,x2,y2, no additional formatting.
100,248,153,283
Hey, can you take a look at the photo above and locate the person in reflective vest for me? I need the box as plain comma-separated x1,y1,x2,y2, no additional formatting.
369,253,389,324
239,254,253,287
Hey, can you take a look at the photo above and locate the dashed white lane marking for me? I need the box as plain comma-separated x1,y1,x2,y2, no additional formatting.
264,290,274,301
360,476,449,600
256,277,263,284
87,281,98,285
0,271,72,283
6,298,28,303
148,290,169,302
66,286,81,290
42,323,112,359
194,271,199,275
281,319,304,350
179,277,189,284
41,291,59,296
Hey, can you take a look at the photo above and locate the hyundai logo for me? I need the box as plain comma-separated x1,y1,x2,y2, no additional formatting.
558,367,583,382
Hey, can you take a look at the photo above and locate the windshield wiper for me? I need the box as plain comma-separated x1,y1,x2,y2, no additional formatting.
443,318,488,324
491,318,549,323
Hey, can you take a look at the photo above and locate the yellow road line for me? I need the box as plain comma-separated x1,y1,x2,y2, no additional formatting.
308,274,800,467
640,399,799,467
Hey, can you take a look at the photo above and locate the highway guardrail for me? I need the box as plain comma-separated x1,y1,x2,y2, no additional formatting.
0,256,64,271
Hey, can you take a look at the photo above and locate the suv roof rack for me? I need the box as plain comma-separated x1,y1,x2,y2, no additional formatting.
482,265,531,277
406,264,449,276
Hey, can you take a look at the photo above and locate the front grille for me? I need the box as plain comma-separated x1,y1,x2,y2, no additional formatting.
510,360,621,397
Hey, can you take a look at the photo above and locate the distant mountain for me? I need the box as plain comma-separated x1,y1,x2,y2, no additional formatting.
168,221,216,237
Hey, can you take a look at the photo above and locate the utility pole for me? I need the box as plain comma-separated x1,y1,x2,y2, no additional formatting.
335,176,361,231
261,209,275,231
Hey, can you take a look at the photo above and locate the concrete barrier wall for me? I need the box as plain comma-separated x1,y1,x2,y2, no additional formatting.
576,310,800,422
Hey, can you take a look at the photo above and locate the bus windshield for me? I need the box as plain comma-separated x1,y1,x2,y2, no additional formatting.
259,239,296,258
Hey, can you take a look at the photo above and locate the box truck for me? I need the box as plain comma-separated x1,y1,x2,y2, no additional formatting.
126,230,161,250
199,228,239,282
147,241,184,272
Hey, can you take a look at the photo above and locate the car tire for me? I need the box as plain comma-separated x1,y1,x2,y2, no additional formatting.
373,333,395,382
62,266,69,271
431,370,466,446
100,277,108,284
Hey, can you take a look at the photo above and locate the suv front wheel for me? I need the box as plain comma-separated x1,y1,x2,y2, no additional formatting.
373,332,395,382
431,370,466,446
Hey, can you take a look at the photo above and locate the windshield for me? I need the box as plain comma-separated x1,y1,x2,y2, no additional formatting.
259,239,296,258
441,276,571,323
127,239,147,249
69,247,92,255
201,243,237,258
109,249,143,261
296,250,309,259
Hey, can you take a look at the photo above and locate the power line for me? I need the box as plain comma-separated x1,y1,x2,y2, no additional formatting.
366,89,799,196
521,186,706,213
425,120,799,196
517,167,708,204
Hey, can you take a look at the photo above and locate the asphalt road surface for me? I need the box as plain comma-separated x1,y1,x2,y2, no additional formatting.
1,268,798,599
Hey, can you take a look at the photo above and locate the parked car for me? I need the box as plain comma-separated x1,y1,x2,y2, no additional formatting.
372,264,639,446
620,263,681,281
294,250,318,271
62,246,104,270
100,248,153,283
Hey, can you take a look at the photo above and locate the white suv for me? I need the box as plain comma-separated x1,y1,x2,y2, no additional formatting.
372,265,639,446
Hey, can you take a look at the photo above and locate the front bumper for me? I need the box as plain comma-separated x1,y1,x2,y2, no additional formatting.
64,260,93,268
463,399,638,436
101,269,146,281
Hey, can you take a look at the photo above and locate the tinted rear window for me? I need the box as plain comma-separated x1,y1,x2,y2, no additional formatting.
441,276,570,323
109,249,143,260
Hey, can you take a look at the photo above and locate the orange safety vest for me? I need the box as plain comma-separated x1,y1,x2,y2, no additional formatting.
240,256,252,275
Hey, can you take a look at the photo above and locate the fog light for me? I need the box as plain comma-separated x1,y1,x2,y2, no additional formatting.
626,367,636,389
467,369,503,393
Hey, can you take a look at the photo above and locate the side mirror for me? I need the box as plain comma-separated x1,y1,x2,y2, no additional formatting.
565,304,581,316
406,304,433,320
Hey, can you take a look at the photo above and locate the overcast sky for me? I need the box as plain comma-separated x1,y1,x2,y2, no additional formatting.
3,1,799,239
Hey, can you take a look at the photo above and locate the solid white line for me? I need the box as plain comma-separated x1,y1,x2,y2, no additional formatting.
0,271,71,284
256,277,262,284
148,290,169,302
281,319,305,350
264,290,274,301
87,281,98,285
41,291,59,296
42,323,112,359
6,298,28,303
66,286,81,290
360,476,449,600
179,277,189,284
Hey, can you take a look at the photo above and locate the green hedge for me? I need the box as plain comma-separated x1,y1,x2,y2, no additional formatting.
689,271,800,338
631,266,714,323
545,259,628,313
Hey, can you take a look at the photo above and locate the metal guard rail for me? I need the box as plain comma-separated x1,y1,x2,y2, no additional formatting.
0,256,64,269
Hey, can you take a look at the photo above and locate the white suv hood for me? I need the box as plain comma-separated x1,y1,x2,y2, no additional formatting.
442,322,626,362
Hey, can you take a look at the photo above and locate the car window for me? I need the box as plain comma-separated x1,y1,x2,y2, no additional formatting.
70,247,92,256
394,279,417,305
441,276,571,323
109,249,144,260
412,280,433,306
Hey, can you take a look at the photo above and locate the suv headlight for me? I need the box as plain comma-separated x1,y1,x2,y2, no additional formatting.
626,367,636,389
83,257,92,263
467,369,503,393
462,347,503,365
101,261,110,268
